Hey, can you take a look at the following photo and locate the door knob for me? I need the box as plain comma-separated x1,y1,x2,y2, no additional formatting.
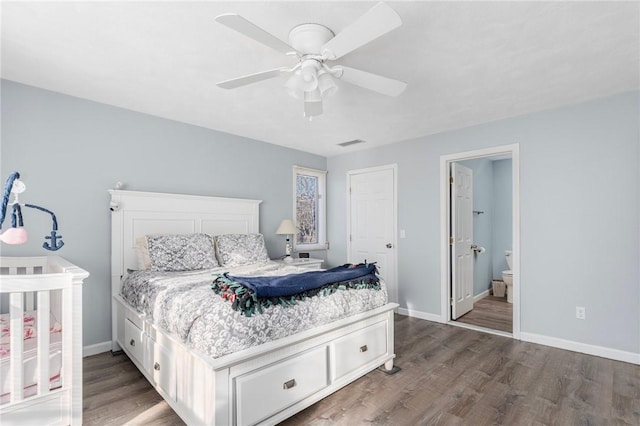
386,243,393,248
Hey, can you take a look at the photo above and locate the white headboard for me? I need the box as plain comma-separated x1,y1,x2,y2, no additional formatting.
109,189,261,351
109,189,261,280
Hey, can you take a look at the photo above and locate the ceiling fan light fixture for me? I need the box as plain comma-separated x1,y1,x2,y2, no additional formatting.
304,88,322,103
299,59,320,91
303,91,323,119
317,71,338,97
285,72,302,99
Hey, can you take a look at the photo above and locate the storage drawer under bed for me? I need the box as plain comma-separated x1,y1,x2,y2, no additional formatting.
234,346,328,425
124,318,145,367
330,320,388,382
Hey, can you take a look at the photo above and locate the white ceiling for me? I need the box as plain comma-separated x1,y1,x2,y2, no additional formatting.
2,1,638,157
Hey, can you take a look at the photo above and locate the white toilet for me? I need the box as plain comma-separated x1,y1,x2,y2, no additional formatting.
502,250,513,303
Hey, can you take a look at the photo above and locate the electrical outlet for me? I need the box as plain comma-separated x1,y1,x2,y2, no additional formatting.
576,306,586,320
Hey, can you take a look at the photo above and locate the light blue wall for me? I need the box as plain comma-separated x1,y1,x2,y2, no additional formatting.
459,158,494,295
0,80,326,348
3,80,637,357
492,159,512,279
327,91,639,355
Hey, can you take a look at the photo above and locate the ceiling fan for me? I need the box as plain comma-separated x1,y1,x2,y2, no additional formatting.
215,2,407,118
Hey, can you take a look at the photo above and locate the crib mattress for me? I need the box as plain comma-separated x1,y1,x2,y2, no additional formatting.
0,331,63,404
120,261,388,359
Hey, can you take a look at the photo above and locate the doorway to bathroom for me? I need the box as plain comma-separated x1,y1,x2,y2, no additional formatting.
440,144,520,339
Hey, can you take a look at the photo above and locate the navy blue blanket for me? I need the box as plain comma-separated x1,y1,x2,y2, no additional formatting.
226,263,378,298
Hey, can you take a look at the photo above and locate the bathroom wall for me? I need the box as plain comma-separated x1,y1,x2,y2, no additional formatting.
458,157,512,295
492,159,513,279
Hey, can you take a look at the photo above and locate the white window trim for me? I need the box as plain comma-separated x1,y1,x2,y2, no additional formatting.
293,165,327,251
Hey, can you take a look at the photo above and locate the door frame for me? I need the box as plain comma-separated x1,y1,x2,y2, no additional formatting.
439,144,520,339
347,164,398,303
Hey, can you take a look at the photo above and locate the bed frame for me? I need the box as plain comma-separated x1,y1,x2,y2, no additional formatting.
0,255,89,426
110,189,397,425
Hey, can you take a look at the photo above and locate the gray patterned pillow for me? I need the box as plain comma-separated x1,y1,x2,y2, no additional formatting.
214,233,270,267
146,234,218,272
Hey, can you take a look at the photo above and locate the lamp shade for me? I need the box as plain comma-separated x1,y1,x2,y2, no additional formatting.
285,73,302,99
276,219,297,235
299,60,319,92
318,71,338,97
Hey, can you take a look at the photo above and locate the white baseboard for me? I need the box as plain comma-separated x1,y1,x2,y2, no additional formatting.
473,289,490,302
397,307,443,323
520,332,640,365
83,341,112,357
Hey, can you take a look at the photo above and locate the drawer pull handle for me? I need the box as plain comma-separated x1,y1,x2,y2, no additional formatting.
129,339,135,347
283,379,296,390
360,345,368,353
154,362,161,371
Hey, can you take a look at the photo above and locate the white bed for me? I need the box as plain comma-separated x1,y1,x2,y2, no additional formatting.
110,189,398,425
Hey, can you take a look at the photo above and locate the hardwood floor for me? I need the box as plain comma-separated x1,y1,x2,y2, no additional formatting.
455,295,513,333
83,350,183,425
84,315,639,425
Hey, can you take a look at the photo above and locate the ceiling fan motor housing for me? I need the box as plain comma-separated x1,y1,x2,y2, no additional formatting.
288,23,335,55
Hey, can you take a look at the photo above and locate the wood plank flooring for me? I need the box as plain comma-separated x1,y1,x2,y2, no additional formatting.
83,315,639,425
83,349,182,425
455,295,513,333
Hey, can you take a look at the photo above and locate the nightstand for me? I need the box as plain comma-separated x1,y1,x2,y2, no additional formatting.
272,257,324,270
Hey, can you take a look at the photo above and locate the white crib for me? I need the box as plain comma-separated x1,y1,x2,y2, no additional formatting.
0,256,88,425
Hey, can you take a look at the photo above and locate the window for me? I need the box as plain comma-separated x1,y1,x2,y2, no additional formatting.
293,166,327,251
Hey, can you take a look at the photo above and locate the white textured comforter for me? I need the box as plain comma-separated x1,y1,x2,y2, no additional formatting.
120,261,387,359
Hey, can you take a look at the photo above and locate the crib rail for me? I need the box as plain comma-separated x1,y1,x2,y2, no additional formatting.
0,256,88,424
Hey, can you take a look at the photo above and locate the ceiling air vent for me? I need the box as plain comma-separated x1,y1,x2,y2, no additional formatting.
337,139,366,148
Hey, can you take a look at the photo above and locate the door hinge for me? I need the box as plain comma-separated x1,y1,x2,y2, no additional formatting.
450,298,454,305
449,237,454,245
450,176,454,184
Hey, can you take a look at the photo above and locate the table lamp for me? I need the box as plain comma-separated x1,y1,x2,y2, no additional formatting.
276,219,297,263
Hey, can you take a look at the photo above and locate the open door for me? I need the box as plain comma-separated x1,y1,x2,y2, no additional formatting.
451,162,474,319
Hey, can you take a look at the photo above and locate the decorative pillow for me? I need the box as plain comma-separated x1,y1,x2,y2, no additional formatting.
135,236,152,270
214,233,270,267
146,234,218,272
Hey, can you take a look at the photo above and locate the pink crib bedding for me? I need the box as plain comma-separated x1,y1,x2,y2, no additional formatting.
0,310,63,404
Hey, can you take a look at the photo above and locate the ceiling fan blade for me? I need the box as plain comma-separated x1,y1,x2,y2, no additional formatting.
321,2,402,60
216,14,298,56
335,66,407,97
217,67,290,89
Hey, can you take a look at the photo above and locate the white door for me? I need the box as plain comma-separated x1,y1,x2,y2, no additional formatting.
348,166,397,303
451,162,474,319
